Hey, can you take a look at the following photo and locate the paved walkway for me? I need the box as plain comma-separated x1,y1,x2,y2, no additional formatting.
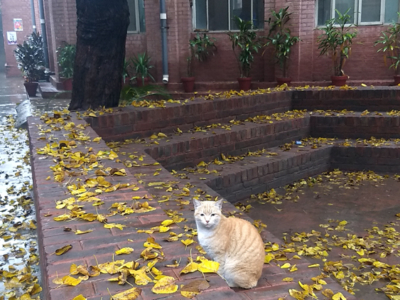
7,78,400,300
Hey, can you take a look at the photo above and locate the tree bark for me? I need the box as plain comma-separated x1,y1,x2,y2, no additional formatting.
69,0,129,111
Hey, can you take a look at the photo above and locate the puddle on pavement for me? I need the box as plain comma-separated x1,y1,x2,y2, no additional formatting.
242,170,400,300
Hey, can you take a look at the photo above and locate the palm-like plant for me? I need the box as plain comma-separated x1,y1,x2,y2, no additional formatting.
228,16,261,78
265,7,300,78
375,13,400,75
186,33,217,77
130,52,155,85
317,9,357,77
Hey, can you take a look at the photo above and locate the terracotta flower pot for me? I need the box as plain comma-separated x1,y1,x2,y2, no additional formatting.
24,82,38,97
394,75,400,85
331,75,348,87
181,77,195,93
62,78,73,91
136,77,149,87
237,77,252,91
276,77,292,86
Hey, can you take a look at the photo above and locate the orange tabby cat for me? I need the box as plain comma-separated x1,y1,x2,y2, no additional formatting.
193,199,265,288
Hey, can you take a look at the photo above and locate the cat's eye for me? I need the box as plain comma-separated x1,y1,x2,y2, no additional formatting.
200,213,204,216
211,214,215,216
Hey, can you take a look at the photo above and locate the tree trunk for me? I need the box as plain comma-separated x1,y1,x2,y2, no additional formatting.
69,0,129,111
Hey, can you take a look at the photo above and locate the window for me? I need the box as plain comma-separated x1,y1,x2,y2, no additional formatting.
194,0,264,31
127,0,145,33
317,0,400,26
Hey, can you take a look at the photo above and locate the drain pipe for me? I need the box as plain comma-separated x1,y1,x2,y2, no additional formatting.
160,0,169,84
29,0,37,31
38,0,49,68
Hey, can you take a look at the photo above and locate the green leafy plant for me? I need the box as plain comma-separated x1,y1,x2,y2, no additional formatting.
186,33,217,77
119,84,171,105
14,32,45,82
228,16,261,78
122,59,131,83
375,13,400,75
130,52,155,85
57,43,76,79
265,7,300,78
317,9,357,76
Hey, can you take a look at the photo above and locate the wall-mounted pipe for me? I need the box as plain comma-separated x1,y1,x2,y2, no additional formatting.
38,0,49,68
160,0,169,84
29,0,37,31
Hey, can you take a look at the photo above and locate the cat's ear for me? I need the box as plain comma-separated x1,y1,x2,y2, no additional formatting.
215,199,223,210
193,199,202,209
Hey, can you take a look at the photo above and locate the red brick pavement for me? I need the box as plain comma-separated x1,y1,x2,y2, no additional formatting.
27,109,358,300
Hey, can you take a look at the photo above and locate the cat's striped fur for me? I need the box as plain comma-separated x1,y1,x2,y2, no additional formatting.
193,199,265,289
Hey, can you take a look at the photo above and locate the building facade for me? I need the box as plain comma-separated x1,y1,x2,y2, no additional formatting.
0,0,398,86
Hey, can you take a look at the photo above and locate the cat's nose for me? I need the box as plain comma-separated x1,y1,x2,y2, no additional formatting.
206,220,209,223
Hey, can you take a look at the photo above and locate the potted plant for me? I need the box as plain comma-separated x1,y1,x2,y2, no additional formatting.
122,59,131,87
265,7,300,86
57,43,76,91
14,32,45,97
181,33,217,93
131,52,155,87
375,13,400,85
317,9,357,86
228,16,261,91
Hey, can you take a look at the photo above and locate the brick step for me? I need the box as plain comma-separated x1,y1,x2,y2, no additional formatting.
143,114,310,171
311,111,400,139
87,93,293,141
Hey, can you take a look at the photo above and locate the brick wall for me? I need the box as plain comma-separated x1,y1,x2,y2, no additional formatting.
1,0,35,77
2,0,398,83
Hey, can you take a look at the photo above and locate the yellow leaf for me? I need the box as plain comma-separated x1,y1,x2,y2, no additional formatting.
264,253,275,263
151,276,178,294
72,295,87,300
112,287,142,299
62,275,81,286
19,294,32,300
338,220,347,226
289,265,298,272
308,264,320,268
281,263,291,269
282,277,293,282
53,214,71,221
92,137,102,143
55,244,72,255
181,239,194,247
332,292,347,300
196,257,219,273
180,259,199,274
161,219,174,226
30,283,42,295
116,247,134,255
130,267,153,285
334,271,345,279
158,132,168,138
144,237,162,249
75,229,93,235
104,223,126,230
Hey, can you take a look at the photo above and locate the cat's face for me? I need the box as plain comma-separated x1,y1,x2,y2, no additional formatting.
193,199,223,229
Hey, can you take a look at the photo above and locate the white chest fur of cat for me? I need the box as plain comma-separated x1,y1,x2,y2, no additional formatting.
193,199,265,289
